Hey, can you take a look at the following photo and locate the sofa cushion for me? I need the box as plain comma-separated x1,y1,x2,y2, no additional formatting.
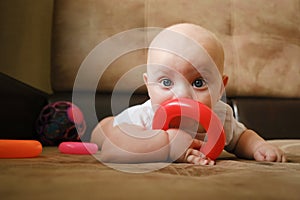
51,0,300,98
229,97,300,139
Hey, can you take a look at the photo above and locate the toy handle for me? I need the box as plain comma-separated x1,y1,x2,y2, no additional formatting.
152,98,226,160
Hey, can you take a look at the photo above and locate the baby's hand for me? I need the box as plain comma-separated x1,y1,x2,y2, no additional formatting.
167,129,215,165
185,149,215,165
253,142,287,162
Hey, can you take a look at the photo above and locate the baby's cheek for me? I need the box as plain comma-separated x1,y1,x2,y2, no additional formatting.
149,87,173,106
194,92,213,108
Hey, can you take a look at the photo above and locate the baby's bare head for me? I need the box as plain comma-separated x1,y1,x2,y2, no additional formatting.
148,23,225,74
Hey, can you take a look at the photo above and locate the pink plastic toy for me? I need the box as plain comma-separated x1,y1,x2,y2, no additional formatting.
152,98,226,160
0,140,42,158
58,142,98,155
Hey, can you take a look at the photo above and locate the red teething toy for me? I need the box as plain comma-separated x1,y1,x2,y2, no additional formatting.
152,98,226,160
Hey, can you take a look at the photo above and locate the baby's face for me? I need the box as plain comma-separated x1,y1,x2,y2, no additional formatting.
144,50,224,110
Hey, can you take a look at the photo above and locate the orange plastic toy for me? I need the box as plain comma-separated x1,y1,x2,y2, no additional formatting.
0,140,42,158
152,98,226,160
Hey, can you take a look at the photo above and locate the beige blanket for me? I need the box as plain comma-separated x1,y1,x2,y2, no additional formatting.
1,140,300,200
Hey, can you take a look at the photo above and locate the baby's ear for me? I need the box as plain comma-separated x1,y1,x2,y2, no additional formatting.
143,73,148,85
222,75,228,87
219,75,229,96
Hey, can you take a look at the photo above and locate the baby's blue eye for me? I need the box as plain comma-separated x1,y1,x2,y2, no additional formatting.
161,79,173,87
192,78,206,88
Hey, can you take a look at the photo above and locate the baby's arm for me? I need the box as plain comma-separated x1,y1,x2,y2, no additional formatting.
91,117,169,163
91,117,211,164
233,129,287,162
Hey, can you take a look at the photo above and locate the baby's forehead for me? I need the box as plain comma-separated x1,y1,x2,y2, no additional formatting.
148,25,224,73
147,59,213,80
147,49,222,83
148,49,214,72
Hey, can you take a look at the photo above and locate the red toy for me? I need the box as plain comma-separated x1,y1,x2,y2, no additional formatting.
152,98,226,160
0,140,42,158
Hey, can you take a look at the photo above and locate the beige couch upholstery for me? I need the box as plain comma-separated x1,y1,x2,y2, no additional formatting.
52,0,300,97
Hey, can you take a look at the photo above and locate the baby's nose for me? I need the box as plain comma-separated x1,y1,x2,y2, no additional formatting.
173,85,193,99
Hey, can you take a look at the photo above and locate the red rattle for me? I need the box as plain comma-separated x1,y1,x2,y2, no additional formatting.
152,98,226,160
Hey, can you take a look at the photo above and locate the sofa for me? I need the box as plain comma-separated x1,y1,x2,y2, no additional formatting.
1,0,300,199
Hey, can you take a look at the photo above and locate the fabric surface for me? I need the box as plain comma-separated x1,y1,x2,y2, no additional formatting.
1,139,300,200
51,0,300,97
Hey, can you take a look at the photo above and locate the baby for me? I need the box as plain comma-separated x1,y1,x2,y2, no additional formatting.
91,23,286,165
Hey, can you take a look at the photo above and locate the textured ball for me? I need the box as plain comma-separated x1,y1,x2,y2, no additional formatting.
36,101,86,146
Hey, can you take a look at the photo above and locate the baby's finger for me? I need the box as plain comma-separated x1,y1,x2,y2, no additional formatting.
276,150,287,162
207,159,215,165
278,149,287,162
184,149,201,161
203,157,215,165
186,155,202,164
275,151,282,162
281,154,287,162
198,157,215,165
265,151,277,162
254,151,266,162
186,155,215,165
